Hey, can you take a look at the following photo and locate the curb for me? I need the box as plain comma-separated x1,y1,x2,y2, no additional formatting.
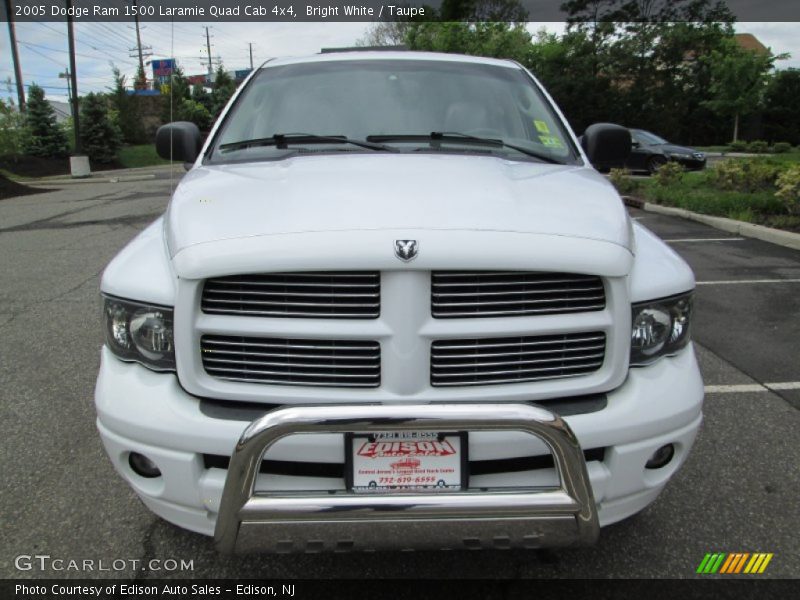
623,196,800,252
19,163,179,186
33,173,158,186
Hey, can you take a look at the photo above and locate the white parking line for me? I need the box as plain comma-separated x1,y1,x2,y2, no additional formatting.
665,237,745,243
704,382,800,393
696,279,800,285
705,384,766,393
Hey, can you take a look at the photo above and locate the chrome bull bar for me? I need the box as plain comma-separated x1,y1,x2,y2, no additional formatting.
214,403,599,553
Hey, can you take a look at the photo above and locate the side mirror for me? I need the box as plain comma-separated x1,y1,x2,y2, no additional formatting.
581,123,631,166
155,121,202,163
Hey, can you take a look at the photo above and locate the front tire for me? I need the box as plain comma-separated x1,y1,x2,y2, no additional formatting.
647,156,667,175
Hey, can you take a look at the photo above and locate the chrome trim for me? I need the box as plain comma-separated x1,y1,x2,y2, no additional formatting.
432,271,605,319
201,336,381,388
202,271,380,319
431,332,606,387
214,403,599,553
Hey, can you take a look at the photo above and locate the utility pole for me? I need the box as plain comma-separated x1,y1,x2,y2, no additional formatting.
128,0,152,78
65,0,80,154
133,0,144,72
4,0,26,110
58,69,72,107
205,27,214,80
249,43,254,70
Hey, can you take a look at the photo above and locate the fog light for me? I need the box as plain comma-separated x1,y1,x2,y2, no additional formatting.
129,452,162,478
645,444,675,469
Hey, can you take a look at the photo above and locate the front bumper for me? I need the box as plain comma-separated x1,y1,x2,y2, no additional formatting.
672,156,706,171
216,403,597,553
95,344,704,551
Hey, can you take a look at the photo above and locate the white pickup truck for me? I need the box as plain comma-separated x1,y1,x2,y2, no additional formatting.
95,51,703,553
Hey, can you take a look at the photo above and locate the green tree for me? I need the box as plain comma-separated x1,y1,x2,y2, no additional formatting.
109,67,146,144
22,84,69,158
161,66,191,122
0,97,28,159
80,92,122,164
527,27,621,133
702,40,776,141
191,83,212,113
211,66,237,119
762,69,800,145
406,22,532,62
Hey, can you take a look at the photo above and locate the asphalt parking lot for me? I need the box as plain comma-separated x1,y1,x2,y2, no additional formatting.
1,171,798,580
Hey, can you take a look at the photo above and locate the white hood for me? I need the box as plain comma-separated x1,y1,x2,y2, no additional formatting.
166,154,634,279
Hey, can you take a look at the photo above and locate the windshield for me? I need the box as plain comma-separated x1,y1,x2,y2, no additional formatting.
632,129,669,145
210,59,579,164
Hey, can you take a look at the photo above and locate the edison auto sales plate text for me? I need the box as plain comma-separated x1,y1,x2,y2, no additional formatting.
351,432,463,492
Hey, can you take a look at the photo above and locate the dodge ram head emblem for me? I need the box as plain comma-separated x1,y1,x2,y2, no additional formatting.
394,240,418,262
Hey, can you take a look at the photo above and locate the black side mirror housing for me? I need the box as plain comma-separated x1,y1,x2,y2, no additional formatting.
156,121,202,163
581,123,631,167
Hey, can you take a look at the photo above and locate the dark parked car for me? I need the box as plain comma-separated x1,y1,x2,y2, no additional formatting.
591,129,706,174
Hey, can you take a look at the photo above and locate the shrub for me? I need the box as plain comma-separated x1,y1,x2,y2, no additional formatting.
608,168,640,195
709,159,781,192
775,165,800,215
22,84,69,158
746,140,769,154
772,142,792,154
79,92,122,164
177,98,212,131
728,140,747,152
653,161,684,186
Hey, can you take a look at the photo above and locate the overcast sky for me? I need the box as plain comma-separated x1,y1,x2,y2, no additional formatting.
1,21,798,105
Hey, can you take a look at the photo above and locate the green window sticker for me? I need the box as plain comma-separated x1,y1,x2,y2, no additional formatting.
534,120,550,134
539,135,564,148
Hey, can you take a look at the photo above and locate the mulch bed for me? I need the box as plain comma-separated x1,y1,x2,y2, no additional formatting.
0,155,123,179
0,173,45,200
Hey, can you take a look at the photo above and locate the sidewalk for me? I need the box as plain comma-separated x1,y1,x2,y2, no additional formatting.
624,196,800,252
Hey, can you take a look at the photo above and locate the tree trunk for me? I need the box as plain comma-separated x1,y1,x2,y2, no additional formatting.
733,113,740,142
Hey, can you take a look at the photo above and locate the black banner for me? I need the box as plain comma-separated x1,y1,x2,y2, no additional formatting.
3,579,799,600
1,0,800,23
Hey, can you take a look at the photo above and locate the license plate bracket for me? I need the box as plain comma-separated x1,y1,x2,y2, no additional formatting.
346,431,468,493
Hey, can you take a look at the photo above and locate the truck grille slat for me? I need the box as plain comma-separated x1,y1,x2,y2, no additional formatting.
201,336,380,388
202,348,381,361
433,334,605,351
432,271,605,318
432,343,605,360
202,272,380,319
433,351,605,369
431,332,606,387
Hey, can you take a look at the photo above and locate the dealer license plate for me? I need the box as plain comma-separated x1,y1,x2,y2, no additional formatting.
347,431,466,493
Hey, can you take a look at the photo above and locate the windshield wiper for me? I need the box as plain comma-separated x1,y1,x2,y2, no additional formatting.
366,132,563,164
219,133,397,153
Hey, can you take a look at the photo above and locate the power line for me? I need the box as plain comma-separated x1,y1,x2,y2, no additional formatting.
19,44,66,68
18,40,137,66
35,22,131,55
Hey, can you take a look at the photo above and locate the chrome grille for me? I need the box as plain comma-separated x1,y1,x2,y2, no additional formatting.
431,271,605,318
431,332,606,387
201,336,381,388
201,272,380,319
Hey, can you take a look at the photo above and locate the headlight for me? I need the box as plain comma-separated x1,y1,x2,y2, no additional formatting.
668,152,692,160
103,296,175,371
630,292,693,366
